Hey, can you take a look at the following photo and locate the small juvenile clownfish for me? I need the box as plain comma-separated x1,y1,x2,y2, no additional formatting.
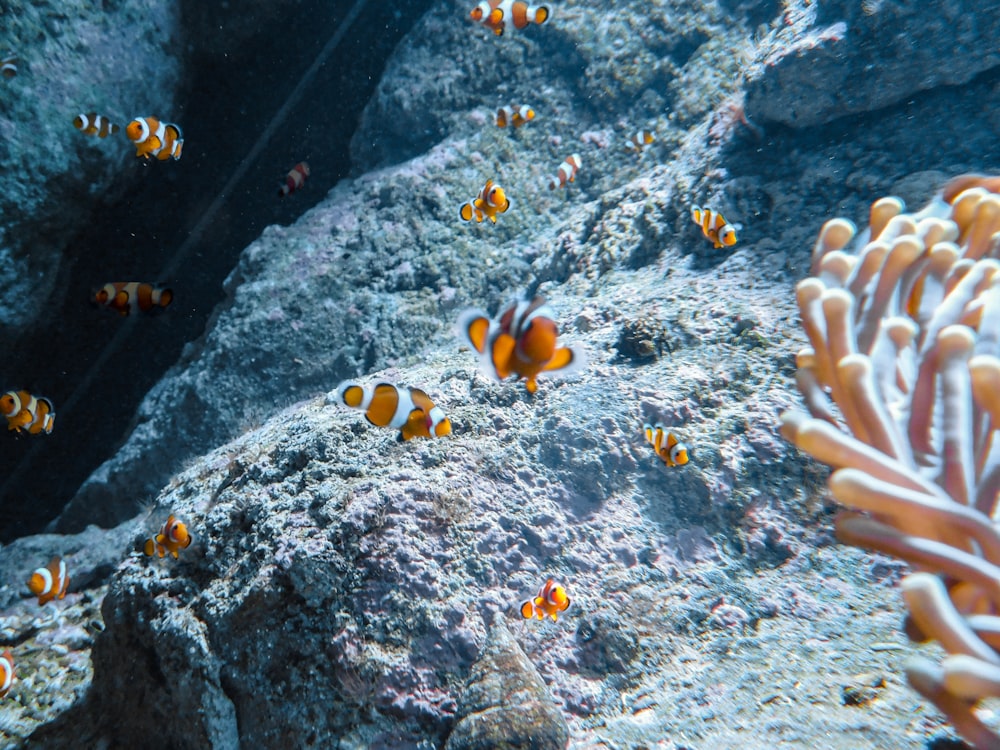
279,161,310,197
459,179,510,224
336,381,452,441
1,390,55,434
27,556,69,606
644,423,689,467
455,296,585,394
92,282,173,316
691,205,738,249
144,514,193,559
470,0,550,36
0,649,13,699
1,55,17,79
73,112,120,138
624,130,655,154
520,579,571,622
546,153,582,190
496,105,535,128
126,116,184,160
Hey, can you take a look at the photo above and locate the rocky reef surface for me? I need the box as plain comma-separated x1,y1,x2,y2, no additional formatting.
0,0,998,747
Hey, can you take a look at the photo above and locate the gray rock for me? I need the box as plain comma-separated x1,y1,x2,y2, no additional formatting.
744,0,1000,127
445,618,568,750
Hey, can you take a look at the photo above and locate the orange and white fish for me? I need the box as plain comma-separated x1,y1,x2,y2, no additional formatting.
546,153,581,190
624,129,655,153
73,112,120,138
0,649,13,699
1,390,55,435
126,116,184,160
27,556,69,605
496,105,535,128
144,514,193,559
456,296,585,393
691,205,738,249
459,179,510,224
1,54,16,79
470,0,550,36
336,381,452,440
644,423,689,467
92,282,173,316
279,161,310,197
520,579,571,621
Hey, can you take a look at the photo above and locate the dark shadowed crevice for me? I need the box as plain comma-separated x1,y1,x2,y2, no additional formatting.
0,0,434,541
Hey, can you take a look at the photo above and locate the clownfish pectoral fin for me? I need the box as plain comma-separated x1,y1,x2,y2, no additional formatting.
490,333,516,380
454,309,492,355
541,345,587,376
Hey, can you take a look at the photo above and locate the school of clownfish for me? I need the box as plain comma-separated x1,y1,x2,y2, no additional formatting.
0,0,741,702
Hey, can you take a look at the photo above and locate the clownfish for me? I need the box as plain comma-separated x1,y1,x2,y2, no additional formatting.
1,390,55,434
1,54,16,79
27,556,69,606
455,296,585,393
92,282,173,316
470,0,550,36
144,514,193,559
335,381,452,441
126,116,184,160
520,579,571,621
73,112,120,138
691,205,738,249
624,130,655,153
546,153,582,190
0,649,13,699
644,423,689,467
496,105,535,128
279,161,310,197
459,179,510,224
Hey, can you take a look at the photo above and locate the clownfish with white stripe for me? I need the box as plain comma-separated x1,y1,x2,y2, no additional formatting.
520,579,571,622
73,112,120,138
459,179,510,224
691,205,738,249
644,423,689,467
496,105,535,128
470,1,549,36
0,649,13,699
624,130,655,154
1,390,55,434
92,282,173,316
279,161,310,197
144,514,193,559
455,296,585,393
1,54,16,79
335,381,452,441
27,555,69,606
546,153,581,190
126,116,184,160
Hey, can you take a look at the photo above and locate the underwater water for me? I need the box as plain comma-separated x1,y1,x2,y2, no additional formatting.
0,0,999,748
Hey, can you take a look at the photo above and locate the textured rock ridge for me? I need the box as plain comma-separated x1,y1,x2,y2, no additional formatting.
445,618,569,750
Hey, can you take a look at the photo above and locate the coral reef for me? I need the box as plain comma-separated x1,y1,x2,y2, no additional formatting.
782,174,1000,746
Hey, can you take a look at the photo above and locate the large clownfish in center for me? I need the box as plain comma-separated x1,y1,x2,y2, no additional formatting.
455,296,585,393
335,381,451,441
520,579,571,621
